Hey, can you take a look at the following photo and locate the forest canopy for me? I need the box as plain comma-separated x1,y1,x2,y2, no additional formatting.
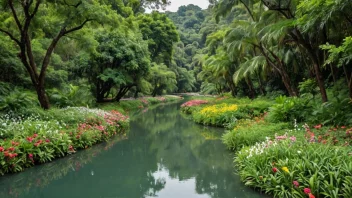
1,0,352,110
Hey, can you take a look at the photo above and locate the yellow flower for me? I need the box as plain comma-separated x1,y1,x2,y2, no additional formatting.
282,166,289,173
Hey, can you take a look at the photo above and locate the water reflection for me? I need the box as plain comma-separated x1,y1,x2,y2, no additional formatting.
0,101,265,198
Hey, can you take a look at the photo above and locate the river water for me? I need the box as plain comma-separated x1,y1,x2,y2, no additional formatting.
0,101,264,198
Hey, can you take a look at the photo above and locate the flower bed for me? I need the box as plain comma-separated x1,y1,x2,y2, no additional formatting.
236,138,352,198
0,107,129,175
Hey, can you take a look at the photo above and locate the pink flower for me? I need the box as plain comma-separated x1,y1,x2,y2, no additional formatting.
45,139,50,143
293,181,299,187
28,153,33,158
0,147,4,152
33,134,38,138
304,188,311,194
27,137,34,142
290,136,296,142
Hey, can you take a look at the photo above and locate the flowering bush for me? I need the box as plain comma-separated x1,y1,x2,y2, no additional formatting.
303,124,351,146
0,107,129,175
181,100,209,107
192,104,239,126
180,100,209,114
235,140,352,198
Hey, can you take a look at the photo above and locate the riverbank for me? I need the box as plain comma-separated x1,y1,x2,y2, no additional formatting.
180,96,352,198
0,96,182,175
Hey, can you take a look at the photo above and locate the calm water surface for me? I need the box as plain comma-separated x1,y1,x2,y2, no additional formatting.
0,101,264,198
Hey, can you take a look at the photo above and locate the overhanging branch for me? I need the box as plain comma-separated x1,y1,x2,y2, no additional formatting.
0,28,21,46
63,19,93,35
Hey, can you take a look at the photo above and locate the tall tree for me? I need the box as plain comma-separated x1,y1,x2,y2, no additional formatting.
0,0,118,109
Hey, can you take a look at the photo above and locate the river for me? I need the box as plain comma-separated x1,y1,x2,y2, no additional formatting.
0,100,264,198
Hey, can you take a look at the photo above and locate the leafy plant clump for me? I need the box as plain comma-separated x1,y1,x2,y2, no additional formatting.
236,140,352,198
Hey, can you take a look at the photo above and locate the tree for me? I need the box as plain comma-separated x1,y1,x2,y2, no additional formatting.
0,0,118,109
87,29,150,102
149,63,177,97
137,11,179,65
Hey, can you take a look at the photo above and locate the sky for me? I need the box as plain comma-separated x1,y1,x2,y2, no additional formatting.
165,0,210,12
147,0,210,12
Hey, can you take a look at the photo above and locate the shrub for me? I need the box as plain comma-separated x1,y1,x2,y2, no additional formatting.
48,84,94,108
267,96,311,123
0,90,38,112
222,120,290,151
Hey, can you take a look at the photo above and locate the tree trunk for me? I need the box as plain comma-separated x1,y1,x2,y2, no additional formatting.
256,72,266,95
225,74,237,97
35,85,50,109
343,65,352,98
290,30,328,102
313,62,328,102
115,86,132,102
246,77,255,99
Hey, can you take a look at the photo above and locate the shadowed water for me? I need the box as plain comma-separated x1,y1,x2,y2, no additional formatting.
0,101,265,198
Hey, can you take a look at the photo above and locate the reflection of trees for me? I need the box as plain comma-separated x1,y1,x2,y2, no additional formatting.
133,102,262,198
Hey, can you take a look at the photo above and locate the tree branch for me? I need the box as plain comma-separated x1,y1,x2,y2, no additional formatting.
31,0,42,18
63,19,92,35
0,28,21,46
8,0,23,31
63,0,82,8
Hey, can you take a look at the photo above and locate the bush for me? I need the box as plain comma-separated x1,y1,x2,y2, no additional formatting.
222,120,290,151
0,89,38,112
235,140,352,198
308,97,352,126
267,96,311,123
48,84,94,108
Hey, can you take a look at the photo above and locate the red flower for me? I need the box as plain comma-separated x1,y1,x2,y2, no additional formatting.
293,181,299,188
34,143,39,147
28,153,33,158
45,139,50,143
313,124,322,129
272,167,278,173
308,193,315,198
8,147,15,151
0,147,4,152
304,188,311,194
33,134,38,138
27,137,34,142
